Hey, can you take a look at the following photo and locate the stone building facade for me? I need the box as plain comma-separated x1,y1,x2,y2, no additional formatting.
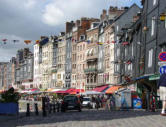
85,22,99,90
57,32,66,88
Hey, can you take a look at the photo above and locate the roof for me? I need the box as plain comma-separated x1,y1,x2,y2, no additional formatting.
114,4,140,22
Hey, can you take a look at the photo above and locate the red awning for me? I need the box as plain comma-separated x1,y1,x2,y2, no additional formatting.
70,89,84,94
55,88,85,94
93,85,109,92
55,90,67,94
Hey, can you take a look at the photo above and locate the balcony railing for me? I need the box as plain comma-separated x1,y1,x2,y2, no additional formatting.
87,55,98,61
51,69,57,73
84,68,98,73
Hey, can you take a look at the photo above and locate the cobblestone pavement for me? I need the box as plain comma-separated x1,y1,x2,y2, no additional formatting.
1,109,166,127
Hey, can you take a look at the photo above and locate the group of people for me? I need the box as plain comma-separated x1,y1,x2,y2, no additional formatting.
80,95,116,110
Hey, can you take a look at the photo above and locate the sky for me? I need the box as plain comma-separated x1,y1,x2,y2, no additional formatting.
0,0,141,62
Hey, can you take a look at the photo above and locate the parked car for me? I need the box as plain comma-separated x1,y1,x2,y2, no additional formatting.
82,97,92,109
61,95,82,112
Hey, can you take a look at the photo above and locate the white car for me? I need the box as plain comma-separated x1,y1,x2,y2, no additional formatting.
82,97,92,108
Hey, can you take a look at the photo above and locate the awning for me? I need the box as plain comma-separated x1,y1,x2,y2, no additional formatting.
135,74,153,81
55,90,67,94
70,89,85,94
105,85,122,94
82,91,104,95
93,85,109,92
55,88,84,94
149,74,160,81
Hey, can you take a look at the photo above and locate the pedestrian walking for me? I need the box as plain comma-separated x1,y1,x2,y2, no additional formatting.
95,97,100,110
158,73,166,116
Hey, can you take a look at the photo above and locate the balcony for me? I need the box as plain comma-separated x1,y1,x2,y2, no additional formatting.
51,69,57,73
84,68,98,74
87,55,98,61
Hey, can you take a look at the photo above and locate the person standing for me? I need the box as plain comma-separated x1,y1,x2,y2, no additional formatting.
158,73,166,116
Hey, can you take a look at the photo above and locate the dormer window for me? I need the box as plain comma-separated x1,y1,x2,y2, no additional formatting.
80,35,85,41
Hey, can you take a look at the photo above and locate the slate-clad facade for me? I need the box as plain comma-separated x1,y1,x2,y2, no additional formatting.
114,4,140,84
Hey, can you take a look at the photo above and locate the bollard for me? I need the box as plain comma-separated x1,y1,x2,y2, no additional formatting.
42,97,47,117
57,102,60,112
35,103,39,116
49,103,52,114
26,103,30,117
53,103,56,113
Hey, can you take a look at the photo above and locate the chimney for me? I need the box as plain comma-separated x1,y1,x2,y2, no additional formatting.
76,20,80,27
66,21,75,33
103,9,107,17
100,9,107,21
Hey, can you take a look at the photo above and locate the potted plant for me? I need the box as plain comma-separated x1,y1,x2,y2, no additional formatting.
0,87,20,114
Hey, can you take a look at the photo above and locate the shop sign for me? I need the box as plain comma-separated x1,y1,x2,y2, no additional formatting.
133,98,142,109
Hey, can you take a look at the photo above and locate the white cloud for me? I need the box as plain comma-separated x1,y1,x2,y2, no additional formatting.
42,4,64,26
42,0,105,26
42,0,139,26
24,0,37,9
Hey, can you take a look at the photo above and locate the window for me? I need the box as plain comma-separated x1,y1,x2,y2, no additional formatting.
58,74,61,79
125,64,127,71
117,25,119,32
125,48,127,57
117,64,120,71
148,49,153,68
80,35,85,41
165,18,166,29
115,64,117,72
153,0,157,5
117,48,120,57
132,43,134,56
151,16,155,36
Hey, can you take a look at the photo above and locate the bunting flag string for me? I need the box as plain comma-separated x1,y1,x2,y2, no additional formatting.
24,40,32,44
107,40,110,44
97,42,104,45
2,39,7,44
36,40,40,44
111,41,116,43
13,40,19,43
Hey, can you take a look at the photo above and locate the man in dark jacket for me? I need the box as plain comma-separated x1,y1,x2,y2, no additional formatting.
158,73,166,116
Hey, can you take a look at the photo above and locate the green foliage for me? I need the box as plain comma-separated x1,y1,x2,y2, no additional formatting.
0,87,20,103
52,93,58,99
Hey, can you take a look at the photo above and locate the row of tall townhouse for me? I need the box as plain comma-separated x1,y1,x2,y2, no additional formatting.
2,1,166,92
15,48,34,89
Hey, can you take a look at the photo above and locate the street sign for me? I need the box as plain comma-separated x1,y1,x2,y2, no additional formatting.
158,62,166,66
158,52,166,61
159,66,166,75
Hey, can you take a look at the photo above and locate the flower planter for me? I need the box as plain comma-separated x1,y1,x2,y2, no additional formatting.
0,103,18,114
